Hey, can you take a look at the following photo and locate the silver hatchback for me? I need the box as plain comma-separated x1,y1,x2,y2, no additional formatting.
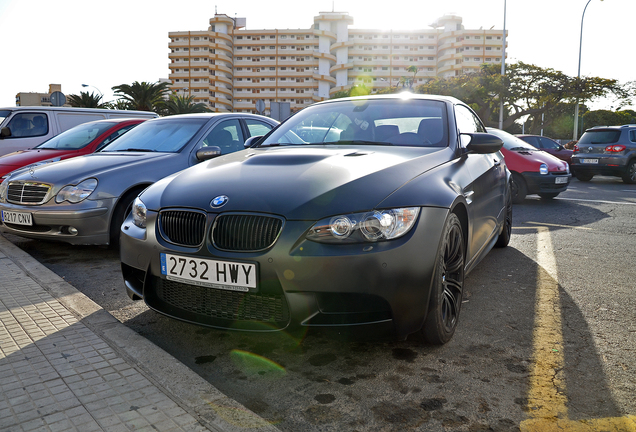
571,125,636,183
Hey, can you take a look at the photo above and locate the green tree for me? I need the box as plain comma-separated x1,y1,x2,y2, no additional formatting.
407,65,420,89
111,81,170,112
109,99,132,110
583,109,636,128
67,91,107,108
158,94,211,115
330,84,371,99
415,62,629,133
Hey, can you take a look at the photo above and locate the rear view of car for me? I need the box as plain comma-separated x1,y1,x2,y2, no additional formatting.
571,125,636,183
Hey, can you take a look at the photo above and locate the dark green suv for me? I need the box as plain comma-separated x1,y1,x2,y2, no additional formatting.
572,125,636,183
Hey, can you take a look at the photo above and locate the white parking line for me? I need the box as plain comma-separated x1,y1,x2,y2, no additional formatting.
556,197,636,206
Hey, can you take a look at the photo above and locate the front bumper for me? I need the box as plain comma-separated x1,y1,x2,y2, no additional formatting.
522,172,571,195
0,198,115,245
120,207,450,339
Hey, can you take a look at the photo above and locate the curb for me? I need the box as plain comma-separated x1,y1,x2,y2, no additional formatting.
0,234,280,432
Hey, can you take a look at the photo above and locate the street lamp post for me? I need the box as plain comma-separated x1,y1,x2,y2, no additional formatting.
81,84,104,99
572,0,603,140
498,0,507,130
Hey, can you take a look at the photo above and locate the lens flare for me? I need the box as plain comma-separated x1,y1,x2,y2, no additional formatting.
230,349,286,377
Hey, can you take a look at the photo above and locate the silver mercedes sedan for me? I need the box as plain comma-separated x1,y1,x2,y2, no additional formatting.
0,113,278,246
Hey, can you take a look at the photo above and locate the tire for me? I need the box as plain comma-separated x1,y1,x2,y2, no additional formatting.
511,173,527,204
421,213,465,345
622,160,636,184
575,172,593,182
109,188,143,249
538,192,559,200
495,183,512,248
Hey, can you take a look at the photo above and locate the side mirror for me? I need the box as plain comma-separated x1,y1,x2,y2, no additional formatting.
195,146,222,161
463,133,503,154
0,127,11,139
558,144,565,151
244,135,263,148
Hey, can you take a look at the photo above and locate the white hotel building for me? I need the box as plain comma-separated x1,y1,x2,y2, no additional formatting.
168,11,507,113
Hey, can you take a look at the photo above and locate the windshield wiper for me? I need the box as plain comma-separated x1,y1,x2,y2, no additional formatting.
509,146,532,151
323,140,393,146
111,148,157,152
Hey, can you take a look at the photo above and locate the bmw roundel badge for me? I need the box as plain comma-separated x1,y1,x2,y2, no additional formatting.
210,195,229,208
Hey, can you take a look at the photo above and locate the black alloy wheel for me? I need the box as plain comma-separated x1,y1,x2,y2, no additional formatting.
109,188,145,248
622,160,636,184
511,173,527,204
421,213,465,345
495,183,512,248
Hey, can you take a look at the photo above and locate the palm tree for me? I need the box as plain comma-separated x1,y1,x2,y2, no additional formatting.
67,91,107,108
111,81,170,112
158,94,211,115
407,65,420,89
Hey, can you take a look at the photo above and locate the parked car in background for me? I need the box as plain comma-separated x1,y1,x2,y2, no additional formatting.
0,113,278,247
487,128,571,203
516,134,573,166
0,106,158,156
0,118,146,181
571,125,636,183
120,94,511,345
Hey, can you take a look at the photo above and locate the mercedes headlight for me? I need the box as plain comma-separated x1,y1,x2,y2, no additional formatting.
55,178,98,204
307,208,420,243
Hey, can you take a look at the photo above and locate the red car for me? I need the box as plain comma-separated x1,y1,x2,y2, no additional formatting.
0,118,146,180
516,134,574,166
487,128,571,203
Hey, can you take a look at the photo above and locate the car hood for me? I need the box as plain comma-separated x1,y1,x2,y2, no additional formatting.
0,149,75,171
7,152,180,187
146,145,452,219
501,148,566,172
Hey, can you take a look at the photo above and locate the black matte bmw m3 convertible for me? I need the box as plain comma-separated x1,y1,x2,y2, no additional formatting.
120,94,511,344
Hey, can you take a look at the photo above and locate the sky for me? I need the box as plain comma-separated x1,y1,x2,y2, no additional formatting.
1,0,634,110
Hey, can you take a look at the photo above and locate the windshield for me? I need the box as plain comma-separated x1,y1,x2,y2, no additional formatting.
487,128,537,151
101,118,208,153
578,130,621,145
0,110,11,126
259,98,449,148
34,121,117,150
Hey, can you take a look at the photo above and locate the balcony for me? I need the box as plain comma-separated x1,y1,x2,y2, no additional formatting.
312,51,337,63
312,29,337,41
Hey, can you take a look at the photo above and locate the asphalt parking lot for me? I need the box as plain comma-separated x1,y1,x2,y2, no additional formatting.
4,177,636,431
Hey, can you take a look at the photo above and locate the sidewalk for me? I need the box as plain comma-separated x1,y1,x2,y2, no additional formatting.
0,235,279,432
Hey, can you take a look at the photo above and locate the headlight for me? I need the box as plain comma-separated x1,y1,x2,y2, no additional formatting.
55,178,98,204
0,177,8,202
307,207,420,243
565,163,570,174
539,163,548,175
131,197,147,228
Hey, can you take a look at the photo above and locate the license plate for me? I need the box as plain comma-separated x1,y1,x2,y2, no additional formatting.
555,177,568,184
1,210,32,226
160,253,257,292
582,158,598,164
